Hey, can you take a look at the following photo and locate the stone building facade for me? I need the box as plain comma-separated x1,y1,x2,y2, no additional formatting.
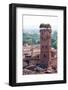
40,24,52,69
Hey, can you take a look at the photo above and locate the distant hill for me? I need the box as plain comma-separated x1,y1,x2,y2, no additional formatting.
23,32,40,45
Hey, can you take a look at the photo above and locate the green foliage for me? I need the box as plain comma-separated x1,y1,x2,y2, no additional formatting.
51,31,57,49
23,32,40,45
23,33,32,45
23,30,57,49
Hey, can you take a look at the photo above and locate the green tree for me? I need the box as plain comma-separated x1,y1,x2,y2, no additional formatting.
51,31,57,49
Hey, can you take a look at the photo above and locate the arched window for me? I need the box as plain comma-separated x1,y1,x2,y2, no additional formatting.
45,46,47,48
44,54,46,57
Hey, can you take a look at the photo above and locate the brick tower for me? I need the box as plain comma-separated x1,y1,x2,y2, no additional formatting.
39,24,52,69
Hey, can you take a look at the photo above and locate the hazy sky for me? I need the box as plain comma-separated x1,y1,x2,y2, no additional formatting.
22,15,58,33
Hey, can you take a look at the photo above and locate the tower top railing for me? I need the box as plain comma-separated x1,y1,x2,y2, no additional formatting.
39,23,51,28
39,24,51,33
